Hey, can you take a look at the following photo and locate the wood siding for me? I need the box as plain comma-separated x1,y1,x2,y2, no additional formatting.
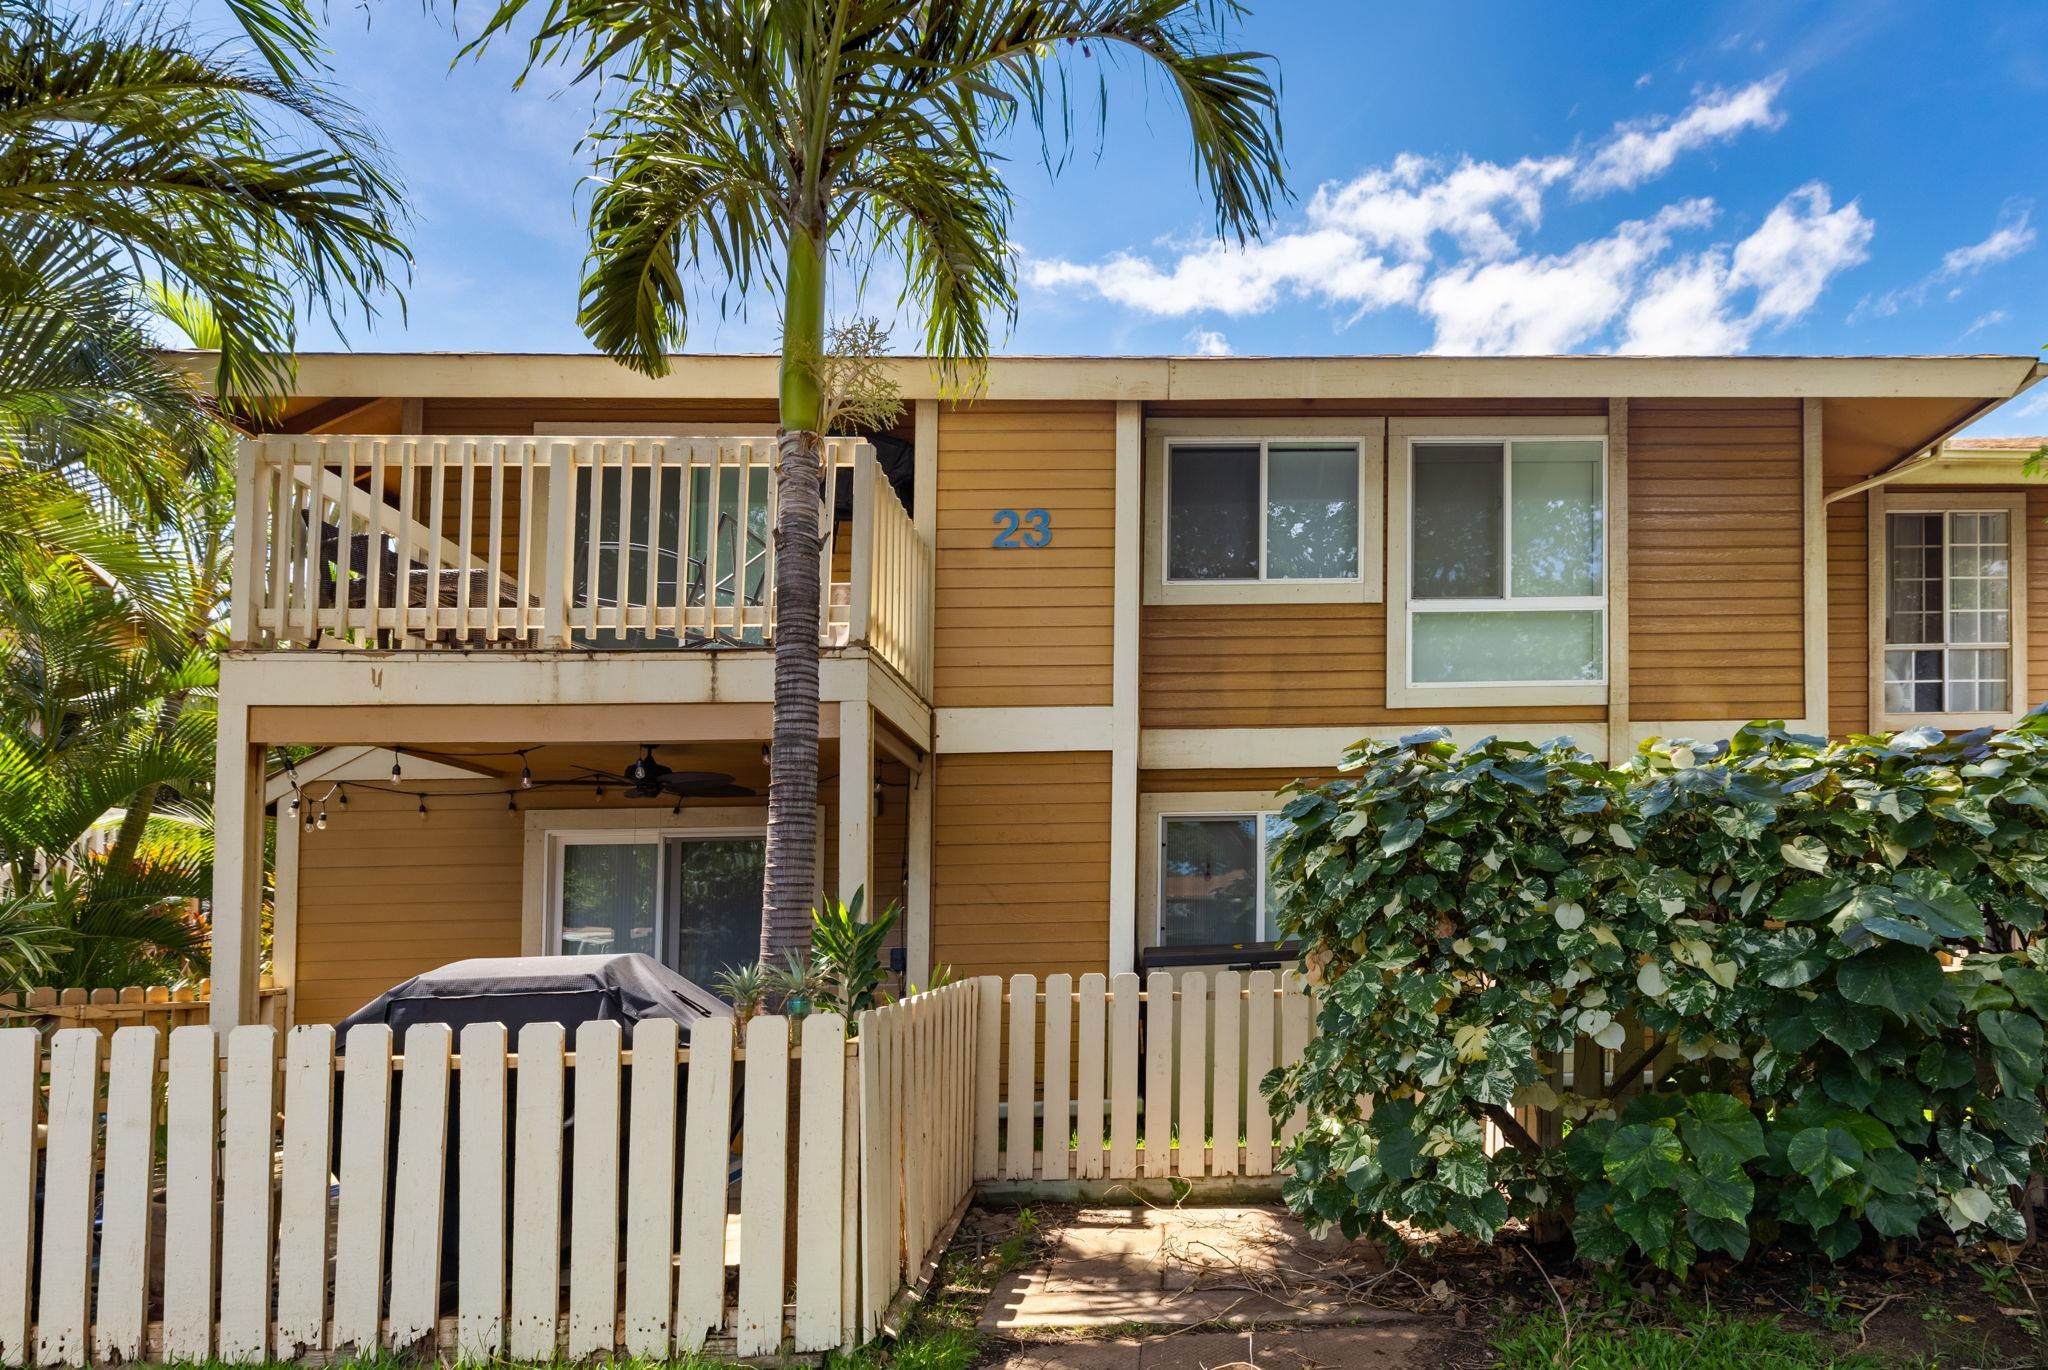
1627,399,1805,720
933,403,1114,708
931,752,1110,980
1827,486,1870,735
293,787,526,1025
1139,768,1341,795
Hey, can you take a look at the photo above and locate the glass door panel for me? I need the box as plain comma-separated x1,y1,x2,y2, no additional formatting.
557,839,662,957
666,837,766,988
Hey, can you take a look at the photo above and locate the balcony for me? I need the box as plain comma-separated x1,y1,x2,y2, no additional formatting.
228,433,934,697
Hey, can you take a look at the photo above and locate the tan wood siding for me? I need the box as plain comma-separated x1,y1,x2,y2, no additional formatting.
1627,399,1805,719
931,752,1109,980
933,403,1115,708
1143,602,1608,728
293,788,526,1025
1827,487,1870,735
1139,768,1341,795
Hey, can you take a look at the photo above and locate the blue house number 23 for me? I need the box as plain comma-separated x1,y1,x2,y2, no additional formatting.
991,508,1052,549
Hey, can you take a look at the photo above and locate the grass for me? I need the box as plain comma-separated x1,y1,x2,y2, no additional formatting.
1492,1309,1890,1369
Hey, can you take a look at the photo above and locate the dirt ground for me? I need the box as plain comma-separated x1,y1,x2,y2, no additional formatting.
946,1202,2048,1369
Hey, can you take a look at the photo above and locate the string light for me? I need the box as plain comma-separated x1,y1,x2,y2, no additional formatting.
337,789,348,810
520,750,533,788
315,806,328,831
286,792,299,817
390,751,402,783
417,796,428,818
506,794,519,814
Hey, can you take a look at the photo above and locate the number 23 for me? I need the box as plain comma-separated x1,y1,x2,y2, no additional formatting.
991,508,1052,549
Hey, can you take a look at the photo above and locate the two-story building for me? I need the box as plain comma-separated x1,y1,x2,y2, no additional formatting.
204,352,2047,1029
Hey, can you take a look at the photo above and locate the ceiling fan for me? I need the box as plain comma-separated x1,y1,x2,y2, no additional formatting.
574,745,755,800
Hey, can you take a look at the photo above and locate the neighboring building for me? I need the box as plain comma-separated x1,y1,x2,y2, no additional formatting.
203,353,2046,1028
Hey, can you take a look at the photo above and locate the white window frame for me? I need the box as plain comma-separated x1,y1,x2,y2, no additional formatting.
1139,791,1291,953
1867,489,2029,732
1387,416,1610,709
519,806,814,958
1144,417,1385,605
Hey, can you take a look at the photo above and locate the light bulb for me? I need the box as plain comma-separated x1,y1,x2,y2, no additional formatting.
315,809,327,831
521,765,533,788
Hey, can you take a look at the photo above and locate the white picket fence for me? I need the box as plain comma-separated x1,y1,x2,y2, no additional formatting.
0,974,1313,1366
972,970,1315,1184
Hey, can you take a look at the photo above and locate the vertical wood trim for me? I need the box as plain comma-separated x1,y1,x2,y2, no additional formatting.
399,396,424,433
509,1022,565,1360
229,440,262,645
1040,973,1073,1182
331,1024,393,1354
1243,970,1275,1176
1802,399,1828,734
1075,973,1107,1180
1141,971,1174,1178
209,707,264,1031
973,976,1001,1179
1607,399,1631,759
1211,971,1242,1177
913,400,938,544
839,702,873,904
905,761,933,986
1109,401,1142,973
272,799,300,1022
1004,975,1037,1180
218,1026,279,1362
1867,489,1886,734
1176,971,1208,1178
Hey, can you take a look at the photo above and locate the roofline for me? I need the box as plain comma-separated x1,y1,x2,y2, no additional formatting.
168,351,2046,403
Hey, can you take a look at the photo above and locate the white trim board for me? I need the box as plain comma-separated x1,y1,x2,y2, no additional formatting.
1139,724,1612,769
934,707,1114,754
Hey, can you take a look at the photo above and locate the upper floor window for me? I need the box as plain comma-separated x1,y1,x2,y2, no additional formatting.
1144,418,1385,606
1874,492,2028,727
1389,422,1608,707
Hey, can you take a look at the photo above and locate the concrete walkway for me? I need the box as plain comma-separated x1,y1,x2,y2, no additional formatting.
986,1325,1453,1369
982,1205,1420,1332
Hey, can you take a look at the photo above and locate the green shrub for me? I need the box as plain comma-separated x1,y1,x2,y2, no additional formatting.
1264,717,2048,1275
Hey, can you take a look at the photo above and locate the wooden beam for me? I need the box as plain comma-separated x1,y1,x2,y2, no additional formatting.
280,396,381,434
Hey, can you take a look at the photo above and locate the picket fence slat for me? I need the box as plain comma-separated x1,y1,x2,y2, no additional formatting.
973,976,1001,1180
219,1026,279,1362
623,1018,680,1357
1041,974,1072,1182
0,1030,38,1367
388,1023,453,1353
736,1014,789,1358
795,1013,847,1351
509,1022,565,1360
1142,971,1174,1179
95,1028,159,1364
1075,974,1106,1180
276,1025,336,1360
161,1027,217,1361
1245,970,1277,1177
675,1015,732,1353
1108,972,1140,1178
1004,974,1035,1180
333,1024,393,1354
37,1029,101,1367
1281,973,1311,1146
1212,971,1242,1177
458,1023,510,1362
568,1020,622,1357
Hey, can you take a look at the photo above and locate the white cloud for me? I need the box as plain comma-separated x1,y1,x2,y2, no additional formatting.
1621,184,1872,352
1965,308,2010,336
1026,80,1863,356
1188,328,1232,357
1941,214,2037,277
1026,229,1421,317
1573,75,1787,196
1422,201,1715,355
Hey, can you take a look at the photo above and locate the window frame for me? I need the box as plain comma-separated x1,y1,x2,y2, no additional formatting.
1867,488,2029,732
519,805,808,959
1139,791,1293,956
1387,416,1612,708
1143,417,1385,606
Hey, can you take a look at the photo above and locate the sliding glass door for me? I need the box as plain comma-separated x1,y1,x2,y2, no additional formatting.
549,831,765,989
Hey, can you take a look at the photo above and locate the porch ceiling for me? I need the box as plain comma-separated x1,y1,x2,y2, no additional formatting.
410,738,787,792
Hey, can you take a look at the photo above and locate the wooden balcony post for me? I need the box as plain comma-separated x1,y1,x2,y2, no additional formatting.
228,438,263,646
207,702,266,1037
543,441,575,647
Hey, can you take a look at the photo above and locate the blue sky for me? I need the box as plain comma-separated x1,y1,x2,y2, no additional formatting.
197,1,2047,429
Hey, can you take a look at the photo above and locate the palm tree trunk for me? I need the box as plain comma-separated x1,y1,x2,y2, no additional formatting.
761,226,828,961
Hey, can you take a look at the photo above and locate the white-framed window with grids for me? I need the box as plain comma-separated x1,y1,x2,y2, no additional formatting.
1871,490,2029,729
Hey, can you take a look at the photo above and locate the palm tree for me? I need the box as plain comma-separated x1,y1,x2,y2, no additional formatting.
464,0,1288,957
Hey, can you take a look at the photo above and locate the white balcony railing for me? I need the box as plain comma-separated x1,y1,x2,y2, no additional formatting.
228,434,933,693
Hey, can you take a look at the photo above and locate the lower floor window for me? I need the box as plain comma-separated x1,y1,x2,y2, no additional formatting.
1160,814,1286,946
554,833,764,987
1884,509,2012,714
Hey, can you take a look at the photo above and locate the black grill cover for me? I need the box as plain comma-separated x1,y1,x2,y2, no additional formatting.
334,953,730,1046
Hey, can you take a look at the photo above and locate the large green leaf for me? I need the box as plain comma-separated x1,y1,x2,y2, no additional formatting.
1837,944,1944,1021
1680,1095,1766,1168
1603,1123,1685,1197
1979,1010,2046,1093
1787,1126,1863,1192
1676,1156,1754,1222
